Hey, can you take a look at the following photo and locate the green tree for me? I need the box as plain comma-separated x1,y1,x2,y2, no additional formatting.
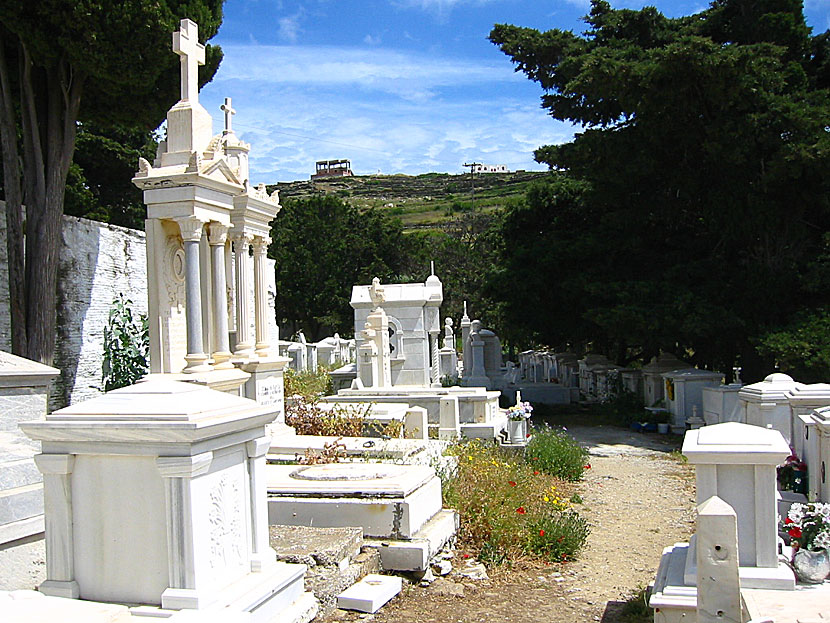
0,2,224,364
270,195,411,340
490,0,830,379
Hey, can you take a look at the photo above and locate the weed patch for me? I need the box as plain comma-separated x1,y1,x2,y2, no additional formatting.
525,425,589,482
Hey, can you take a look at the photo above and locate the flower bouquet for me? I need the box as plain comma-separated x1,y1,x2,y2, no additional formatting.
506,401,533,444
507,401,533,422
784,502,830,583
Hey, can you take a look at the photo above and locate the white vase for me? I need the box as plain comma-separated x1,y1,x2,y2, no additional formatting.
508,419,525,444
793,548,830,584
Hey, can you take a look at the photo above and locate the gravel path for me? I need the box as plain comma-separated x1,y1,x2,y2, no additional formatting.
334,424,696,623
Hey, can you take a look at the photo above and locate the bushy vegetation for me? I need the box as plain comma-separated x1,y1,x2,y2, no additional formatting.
525,425,590,482
102,295,149,391
443,439,589,565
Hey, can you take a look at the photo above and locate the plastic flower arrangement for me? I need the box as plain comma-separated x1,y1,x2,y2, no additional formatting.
784,502,830,551
507,401,533,422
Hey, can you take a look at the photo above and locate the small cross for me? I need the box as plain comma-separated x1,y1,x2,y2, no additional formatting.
172,19,205,103
221,97,236,134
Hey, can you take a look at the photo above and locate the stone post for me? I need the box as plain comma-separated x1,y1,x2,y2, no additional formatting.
246,437,275,572
156,452,213,609
176,217,210,372
460,301,471,363
34,453,79,599
252,236,271,357
232,233,254,358
429,329,440,385
696,496,741,623
208,222,232,369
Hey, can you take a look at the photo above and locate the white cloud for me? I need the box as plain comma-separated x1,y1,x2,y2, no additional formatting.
278,16,301,43
199,44,571,181
364,34,382,45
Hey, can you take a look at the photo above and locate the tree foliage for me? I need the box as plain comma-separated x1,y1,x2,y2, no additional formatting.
0,2,224,363
270,195,412,340
490,0,830,380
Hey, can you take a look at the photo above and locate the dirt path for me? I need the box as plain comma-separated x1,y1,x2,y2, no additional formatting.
326,424,696,623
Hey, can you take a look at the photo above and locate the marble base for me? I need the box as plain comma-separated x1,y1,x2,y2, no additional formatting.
266,463,442,539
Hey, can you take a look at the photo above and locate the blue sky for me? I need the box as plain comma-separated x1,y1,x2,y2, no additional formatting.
197,0,830,183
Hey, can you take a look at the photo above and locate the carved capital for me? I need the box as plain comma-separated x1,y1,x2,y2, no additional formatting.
208,222,229,246
252,236,271,256
175,217,205,242
231,231,253,253
156,452,213,478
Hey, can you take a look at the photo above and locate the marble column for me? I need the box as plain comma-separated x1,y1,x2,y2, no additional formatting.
208,222,232,369
252,236,271,358
34,453,80,598
155,452,213,609
430,330,440,384
246,437,275,572
176,217,210,372
232,233,254,358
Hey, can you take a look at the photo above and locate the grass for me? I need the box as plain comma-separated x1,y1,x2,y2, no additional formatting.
442,438,590,565
618,585,652,623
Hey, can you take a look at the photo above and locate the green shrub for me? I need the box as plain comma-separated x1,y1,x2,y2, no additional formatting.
102,295,149,391
284,366,333,399
524,510,590,562
525,425,589,482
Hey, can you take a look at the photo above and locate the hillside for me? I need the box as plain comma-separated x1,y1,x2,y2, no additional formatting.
269,170,550,229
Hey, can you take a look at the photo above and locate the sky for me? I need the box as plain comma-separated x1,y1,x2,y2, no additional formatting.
197,0,830,183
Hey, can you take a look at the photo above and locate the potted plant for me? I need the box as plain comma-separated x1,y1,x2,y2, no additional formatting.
783,502,830,583
506,401,533,444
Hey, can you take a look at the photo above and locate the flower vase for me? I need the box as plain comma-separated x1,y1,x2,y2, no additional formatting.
793,548,830,584
508,419,525,444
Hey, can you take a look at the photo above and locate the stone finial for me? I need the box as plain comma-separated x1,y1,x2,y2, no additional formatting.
369,277,385,308
172,19,205,103
221,97,236,134
136,157,152,177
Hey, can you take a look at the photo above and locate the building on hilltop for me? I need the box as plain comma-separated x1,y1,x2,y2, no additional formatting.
472,163,508,174
311,158,353,180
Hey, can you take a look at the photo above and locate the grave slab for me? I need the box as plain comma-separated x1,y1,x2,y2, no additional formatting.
337,574,402,613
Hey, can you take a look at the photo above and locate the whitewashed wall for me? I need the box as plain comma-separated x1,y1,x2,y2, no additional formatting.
0,202,278,410
0,202,147,410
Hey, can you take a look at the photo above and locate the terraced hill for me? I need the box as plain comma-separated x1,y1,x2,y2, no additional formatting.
269,170,549,229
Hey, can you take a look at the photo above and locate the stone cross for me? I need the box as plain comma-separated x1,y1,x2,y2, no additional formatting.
221,97,236,134
172,19,205,103
369,277,385,308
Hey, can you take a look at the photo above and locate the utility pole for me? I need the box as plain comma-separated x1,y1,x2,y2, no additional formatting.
463,162,480,208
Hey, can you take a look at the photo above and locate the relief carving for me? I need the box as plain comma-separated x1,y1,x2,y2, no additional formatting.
164,235,186,308
208,473,244,570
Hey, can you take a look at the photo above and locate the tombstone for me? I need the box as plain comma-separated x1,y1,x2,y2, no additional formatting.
20,379,315,617
459,301,471,366
577,354,610,400
316,337,338,367
438,317,458,382
357,278,393,389
479,327,503,382
351,272,442,387
620,368,643,399
682,422,794,589
133,19,283,400
641,352,686,407
701,382,743,426
695,496,742,623
736,373,802,441
0,352,60,546
461,320,490,388
662,369,723,433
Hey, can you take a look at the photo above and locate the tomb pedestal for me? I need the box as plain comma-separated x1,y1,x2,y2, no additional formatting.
662,369,723,433
240,356,293,436
681,422,794,590
738,373,803,442
21,379,315,621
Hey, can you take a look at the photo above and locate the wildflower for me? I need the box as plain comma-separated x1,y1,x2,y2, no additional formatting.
584,463,591,470
463,553,470,559
516,506,526,515
534,471,540,476
508,481,517,487
543,496,549,502
539,529,545,537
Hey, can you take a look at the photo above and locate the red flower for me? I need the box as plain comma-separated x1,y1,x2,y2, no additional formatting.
583,464,591,470
533,457,539,461
788,527,802,539
539,529,545,537
463,553,470,559
534,471,540,476
784,517,793,525
508,481,517,487
516,506,526,515
526,433,531,438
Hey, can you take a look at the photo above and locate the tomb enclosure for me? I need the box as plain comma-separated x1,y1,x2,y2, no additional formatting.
737,373,803,442
641,352,686,407
133,19,286,406
351,272,443,387
21,379,316,622
0,352,59,546
662,368,724,433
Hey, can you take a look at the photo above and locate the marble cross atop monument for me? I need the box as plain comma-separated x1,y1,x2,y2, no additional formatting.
172,19,205,103
221,97,236,134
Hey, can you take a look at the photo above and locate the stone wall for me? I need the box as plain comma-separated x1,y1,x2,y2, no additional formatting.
0,202,279,410
0,202,147,410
